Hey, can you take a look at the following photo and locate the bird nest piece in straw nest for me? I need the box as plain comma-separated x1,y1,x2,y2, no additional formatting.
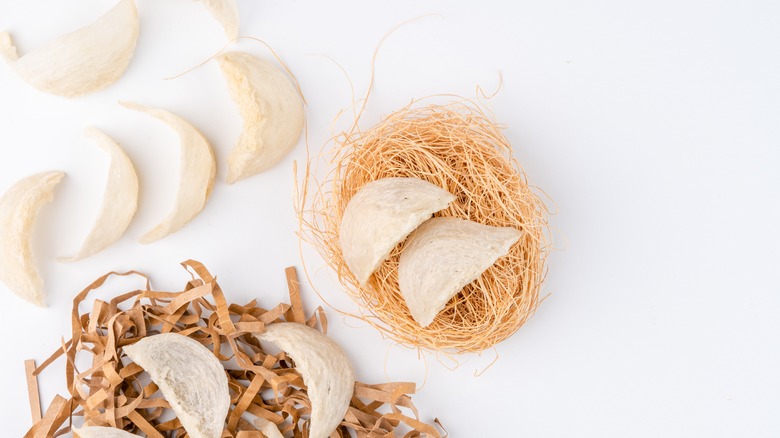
24,260,442,437
301,100,550,353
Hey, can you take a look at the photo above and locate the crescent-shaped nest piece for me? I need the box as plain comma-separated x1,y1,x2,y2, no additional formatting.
0,171,65,306
124,334,230,438
399,217,522,328
216,51,305,183
120,101,216,243
0,0,139,97
339,177,456,285
256,322,355,438
302,100,551,353
64,128,138,261
24,262,442,437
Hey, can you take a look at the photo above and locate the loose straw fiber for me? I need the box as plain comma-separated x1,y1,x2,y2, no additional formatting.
24,261,441,437
303,100,550,353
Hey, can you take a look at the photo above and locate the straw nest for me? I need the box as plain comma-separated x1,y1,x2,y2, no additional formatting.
302,99,550,353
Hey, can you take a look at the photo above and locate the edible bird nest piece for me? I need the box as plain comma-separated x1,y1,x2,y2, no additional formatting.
24,261,441,437
303,100,550,353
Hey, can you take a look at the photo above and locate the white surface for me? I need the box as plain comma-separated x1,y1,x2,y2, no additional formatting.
1,0,778,436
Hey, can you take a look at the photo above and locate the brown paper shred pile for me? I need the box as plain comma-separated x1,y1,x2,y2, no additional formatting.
24,261,442,438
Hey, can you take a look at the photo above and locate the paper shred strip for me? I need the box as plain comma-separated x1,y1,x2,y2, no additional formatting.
24,262,441,437
284,266,306,324
32,339,71,377
235,431,265,438
162,282,212,315
25,359,42,423
227,373,264,430
24,395,70,438
128,410,165,438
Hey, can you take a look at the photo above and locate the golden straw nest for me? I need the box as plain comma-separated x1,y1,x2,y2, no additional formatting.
303,99,550,353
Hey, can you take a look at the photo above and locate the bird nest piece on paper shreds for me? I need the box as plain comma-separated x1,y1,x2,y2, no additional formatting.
302,99,551,353
23,260,442,437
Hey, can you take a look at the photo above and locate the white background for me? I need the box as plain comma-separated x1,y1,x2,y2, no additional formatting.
1,0,779,436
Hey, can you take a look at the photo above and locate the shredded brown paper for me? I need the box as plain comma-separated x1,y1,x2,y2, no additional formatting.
24,261,442,438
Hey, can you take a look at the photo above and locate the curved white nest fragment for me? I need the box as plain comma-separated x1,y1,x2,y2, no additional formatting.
64,128,138,261
255,322,355,438
120,101,216,244
398,217,522,327
0,0,139,97
73,426,140,437
339,177,456,285
123,333,230,438
200,0,239,39
216,51,304,183
0,171,64,306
